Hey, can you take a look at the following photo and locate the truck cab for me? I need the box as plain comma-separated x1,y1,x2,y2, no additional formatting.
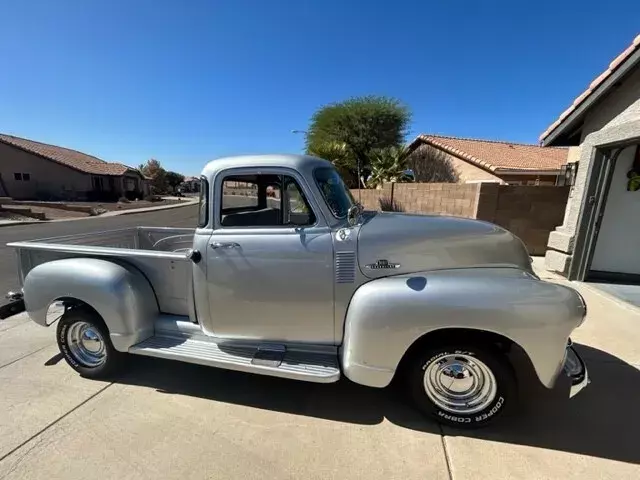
192,155,354,346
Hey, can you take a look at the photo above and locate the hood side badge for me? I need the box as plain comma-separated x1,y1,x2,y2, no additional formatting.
365,259,401,270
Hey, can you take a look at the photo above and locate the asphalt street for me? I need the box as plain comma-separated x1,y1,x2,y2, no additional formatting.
0,204,198,296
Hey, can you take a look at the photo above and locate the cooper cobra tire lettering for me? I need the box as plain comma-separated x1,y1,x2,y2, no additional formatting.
58,322,80,368
437,412,472,423
475,397,505,422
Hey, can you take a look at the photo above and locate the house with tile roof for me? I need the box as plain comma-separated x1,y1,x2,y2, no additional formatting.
407,134,568,185
0,133,149,201
542,33,640,288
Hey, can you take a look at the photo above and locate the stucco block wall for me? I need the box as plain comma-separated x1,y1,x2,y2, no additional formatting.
351,183,480,217
352,183,569,255
476,185,570,255
0,142,91,200
580,66,640,141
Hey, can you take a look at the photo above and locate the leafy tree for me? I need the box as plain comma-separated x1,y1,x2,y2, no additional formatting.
306,96,411,186
139,159,168,193
406,144,459,183
165,171,185,192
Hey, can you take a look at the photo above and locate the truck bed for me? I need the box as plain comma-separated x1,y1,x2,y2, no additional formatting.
8,227,196,317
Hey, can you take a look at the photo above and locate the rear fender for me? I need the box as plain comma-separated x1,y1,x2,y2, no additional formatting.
341,268,586,388
23,258,158,351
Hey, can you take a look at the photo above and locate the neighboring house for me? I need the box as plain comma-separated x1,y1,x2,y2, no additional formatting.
0,133,149,201
180,176,200,193
542,33,640,282
407,134,568,185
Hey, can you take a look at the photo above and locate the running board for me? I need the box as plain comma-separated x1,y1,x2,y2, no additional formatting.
129,335,340,383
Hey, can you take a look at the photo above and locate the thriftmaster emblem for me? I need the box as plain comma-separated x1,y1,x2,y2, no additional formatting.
365,259,401,270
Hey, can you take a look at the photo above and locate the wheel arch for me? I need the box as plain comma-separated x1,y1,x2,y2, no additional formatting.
23,258,158,352
393,327,534,383
341,269,583,389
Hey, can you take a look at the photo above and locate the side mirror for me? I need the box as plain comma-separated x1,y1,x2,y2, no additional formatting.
188,249,202,263
347,205,360,226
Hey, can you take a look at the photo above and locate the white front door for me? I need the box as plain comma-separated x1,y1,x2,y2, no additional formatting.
591,145,640,275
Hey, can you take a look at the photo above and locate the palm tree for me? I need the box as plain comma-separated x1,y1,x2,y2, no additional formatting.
367,146,411,189
308,141,359,187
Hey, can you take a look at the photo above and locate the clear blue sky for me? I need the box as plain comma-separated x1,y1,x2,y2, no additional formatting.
1,0,639,175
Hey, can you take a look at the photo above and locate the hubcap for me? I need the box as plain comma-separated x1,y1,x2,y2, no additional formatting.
67,322,106,367
423,354,497,415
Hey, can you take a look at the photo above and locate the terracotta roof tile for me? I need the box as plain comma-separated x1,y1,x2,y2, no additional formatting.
0,133,137,176
410,134,568,172
540,33,640,142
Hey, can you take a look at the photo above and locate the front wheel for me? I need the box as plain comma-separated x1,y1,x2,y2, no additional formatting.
407,344,516,428
56,308,125,378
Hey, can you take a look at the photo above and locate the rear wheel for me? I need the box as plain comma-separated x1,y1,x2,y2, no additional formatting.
407,344,516,428
56,308,125,378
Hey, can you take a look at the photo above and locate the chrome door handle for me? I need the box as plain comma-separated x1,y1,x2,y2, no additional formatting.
210,241,240,249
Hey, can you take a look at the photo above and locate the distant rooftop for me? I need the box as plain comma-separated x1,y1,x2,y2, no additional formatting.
408,134,568,173
0,133,140,176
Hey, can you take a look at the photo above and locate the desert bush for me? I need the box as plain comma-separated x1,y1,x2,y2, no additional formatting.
379,196,404,212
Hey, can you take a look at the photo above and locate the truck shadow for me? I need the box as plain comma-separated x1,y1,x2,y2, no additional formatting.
113,343,640,465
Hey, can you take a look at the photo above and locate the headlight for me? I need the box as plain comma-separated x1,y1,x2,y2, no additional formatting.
575,290,588,324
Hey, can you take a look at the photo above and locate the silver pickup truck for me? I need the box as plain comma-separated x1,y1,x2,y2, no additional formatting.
7,154,589,428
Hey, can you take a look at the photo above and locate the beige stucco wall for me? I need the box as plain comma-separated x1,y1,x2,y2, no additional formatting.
408,143,504,183
445,153,504,183
580,66,640,141
0,142,92,199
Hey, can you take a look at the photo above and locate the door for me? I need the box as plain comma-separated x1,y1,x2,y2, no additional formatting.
205,170,335,344
590,145,640,276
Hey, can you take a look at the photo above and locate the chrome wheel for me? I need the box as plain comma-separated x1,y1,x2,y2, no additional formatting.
423,353,497,415
66,322,106,367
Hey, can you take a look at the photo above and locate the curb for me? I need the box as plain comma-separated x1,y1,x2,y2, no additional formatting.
100,200,198,217
0,200,197,228
0,220,44,228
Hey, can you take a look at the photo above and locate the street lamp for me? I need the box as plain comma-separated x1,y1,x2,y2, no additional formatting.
291,129,307,135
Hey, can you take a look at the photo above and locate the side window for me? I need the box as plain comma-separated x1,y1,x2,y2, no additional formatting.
284,177,315,226
197,176,209,228
219,174,315,228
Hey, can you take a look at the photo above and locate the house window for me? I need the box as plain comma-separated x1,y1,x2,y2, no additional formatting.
92,176,104,191
22,173,30,181
14,173,22,181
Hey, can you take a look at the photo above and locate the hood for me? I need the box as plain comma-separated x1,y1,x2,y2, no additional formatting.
357,213,531,279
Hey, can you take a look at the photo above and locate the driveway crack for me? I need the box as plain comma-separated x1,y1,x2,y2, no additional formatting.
438,425,455,480
0,382,113,465
0,344,54,370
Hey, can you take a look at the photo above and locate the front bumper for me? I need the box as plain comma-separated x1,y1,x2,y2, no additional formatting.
563,342,589,398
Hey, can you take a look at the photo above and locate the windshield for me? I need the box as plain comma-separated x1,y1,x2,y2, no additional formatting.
313,167,355,218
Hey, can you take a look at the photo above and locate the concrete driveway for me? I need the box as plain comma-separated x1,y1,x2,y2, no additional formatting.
1,261,639,479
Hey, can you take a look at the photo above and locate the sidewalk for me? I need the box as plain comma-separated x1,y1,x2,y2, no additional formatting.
0,198,197,227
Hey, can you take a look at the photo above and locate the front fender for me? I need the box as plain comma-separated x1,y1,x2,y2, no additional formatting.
23,258,158,351
341,268,586,388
